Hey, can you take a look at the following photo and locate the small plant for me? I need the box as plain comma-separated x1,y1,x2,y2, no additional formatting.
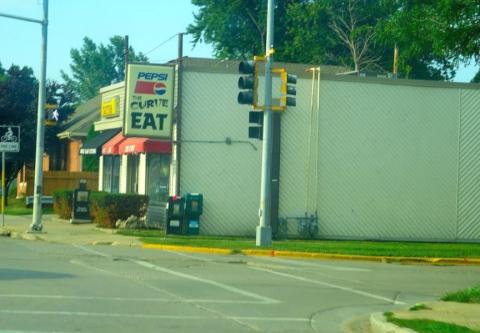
442,285,480,304
90,192,148,228
52,189,74,219
409,303,431,311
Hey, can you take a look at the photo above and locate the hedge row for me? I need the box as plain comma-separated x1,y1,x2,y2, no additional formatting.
53,189,148,228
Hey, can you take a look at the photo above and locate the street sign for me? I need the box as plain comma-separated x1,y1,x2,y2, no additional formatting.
0,126,20,152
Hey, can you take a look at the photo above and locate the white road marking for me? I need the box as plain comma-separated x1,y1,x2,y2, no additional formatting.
72,244,111,257
68,259,261,331
132,259,280,304
0,294,272,305
70,248,279,305
0,309,309,322
250,266,406,305
0,330,72,333
249,256,371,272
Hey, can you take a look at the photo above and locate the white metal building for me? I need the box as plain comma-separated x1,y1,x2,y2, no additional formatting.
90,58,480,242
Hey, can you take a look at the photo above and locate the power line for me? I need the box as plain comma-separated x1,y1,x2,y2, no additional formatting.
143,33,180,57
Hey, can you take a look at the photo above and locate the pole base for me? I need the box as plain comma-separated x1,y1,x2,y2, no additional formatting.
256,225,272,246
29,223,43,233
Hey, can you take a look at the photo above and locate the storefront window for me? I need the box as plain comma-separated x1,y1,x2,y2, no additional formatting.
102,155,120,193
102,156,112,192
147,154,170,203
126,155,139,193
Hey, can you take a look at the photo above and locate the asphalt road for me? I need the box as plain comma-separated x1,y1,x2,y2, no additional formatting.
1,238,479,333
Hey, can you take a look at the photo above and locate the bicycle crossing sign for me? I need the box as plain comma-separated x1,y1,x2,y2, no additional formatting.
0,126,20,152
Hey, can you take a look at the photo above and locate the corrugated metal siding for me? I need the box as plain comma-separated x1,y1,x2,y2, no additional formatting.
280,79,460,240
180,71,262,236
457,89,480,240
180,62,480,240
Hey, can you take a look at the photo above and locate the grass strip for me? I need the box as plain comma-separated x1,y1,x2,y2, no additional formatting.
116,229,480,258
442,284,480,304
385,312,480,333
4,198,53,216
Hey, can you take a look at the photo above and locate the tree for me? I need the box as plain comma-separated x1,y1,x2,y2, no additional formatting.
188,0,473,80
82,125,99,172
188,0,301,59
188,0,400,72
0,64,38,204
61,36,148,102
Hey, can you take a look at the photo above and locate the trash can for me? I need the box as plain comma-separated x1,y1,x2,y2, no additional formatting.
70,179,91,224
184,193,203,235
166,196,185,234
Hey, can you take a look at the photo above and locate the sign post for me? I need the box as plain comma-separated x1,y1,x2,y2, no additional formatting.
0,126,21,227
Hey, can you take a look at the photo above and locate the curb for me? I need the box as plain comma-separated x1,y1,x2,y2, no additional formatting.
141,243,480,266
370,313,417,333
143,243,233,255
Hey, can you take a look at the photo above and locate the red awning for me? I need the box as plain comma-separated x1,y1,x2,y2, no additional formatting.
102,132,126,155
119,137,172,154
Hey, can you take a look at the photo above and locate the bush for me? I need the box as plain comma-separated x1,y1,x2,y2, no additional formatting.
90,192,148,228
53,189,74,219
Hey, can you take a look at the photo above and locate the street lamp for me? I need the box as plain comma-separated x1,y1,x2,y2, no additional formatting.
0,0,49,231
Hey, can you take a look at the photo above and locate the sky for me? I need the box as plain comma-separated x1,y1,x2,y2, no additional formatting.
0,0,215,81
0,0,477,83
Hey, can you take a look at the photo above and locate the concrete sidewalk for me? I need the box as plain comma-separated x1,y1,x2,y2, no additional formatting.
0,214,141,247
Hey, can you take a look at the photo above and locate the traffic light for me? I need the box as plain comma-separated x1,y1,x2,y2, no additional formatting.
45,103,59,126
238,60,258,106
280,72,297,107
248,111,263,140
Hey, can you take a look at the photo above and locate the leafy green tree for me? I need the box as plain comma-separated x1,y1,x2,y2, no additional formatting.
188,0,266,58
61,35,148,102
375,0,457,80
188,0,402,72
82,125,99,172
188,0,478,80
0,64,37,203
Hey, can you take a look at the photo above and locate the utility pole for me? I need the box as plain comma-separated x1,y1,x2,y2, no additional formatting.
0,0,49,232
175,32,184,197
257,0,275,246
31,0,49,232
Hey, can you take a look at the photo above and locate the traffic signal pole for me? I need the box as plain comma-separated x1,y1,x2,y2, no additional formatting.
31,0,49,232
256,0,275,246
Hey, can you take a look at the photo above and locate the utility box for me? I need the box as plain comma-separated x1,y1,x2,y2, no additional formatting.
184,193,203,235
166,196,185,234
70,179,91,224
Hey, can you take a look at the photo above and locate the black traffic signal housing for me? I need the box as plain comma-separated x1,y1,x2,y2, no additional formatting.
281,72,297,107
238,61,258,106
248,111,263,140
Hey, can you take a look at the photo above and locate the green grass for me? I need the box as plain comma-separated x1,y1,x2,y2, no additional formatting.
442,284,480,304
410,303,431,311
384,312,480,333
116,229,480,258
3,198,53,216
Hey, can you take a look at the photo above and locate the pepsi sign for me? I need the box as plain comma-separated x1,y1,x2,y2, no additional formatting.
124,64,175,139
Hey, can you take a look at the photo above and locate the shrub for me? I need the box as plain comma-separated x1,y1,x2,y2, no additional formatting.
90,192,148,228
53,189,74,219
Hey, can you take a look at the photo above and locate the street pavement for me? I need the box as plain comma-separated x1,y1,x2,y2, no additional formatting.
1,230,480,333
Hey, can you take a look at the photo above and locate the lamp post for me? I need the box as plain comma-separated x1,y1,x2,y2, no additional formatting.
0,0,49,231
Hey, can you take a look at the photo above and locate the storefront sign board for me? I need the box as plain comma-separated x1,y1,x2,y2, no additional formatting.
124,64,174,138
